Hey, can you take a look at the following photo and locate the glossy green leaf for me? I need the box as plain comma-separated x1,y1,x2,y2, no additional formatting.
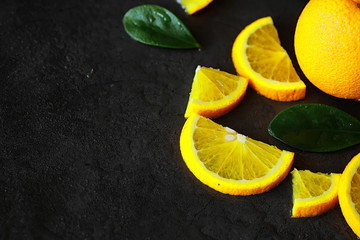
268,104,360,152
123,4,200,48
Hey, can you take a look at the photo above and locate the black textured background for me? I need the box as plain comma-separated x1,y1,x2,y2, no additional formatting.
0,0,359,239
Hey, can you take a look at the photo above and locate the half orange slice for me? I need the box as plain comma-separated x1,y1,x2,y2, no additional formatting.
232,16,306,101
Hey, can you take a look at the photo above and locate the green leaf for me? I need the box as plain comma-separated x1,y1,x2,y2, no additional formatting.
123,4,200,49
268,104,360,152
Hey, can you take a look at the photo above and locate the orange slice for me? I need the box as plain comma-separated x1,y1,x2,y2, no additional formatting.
232,16,306,101
291,168,341,218
184,66,248,119
179,114,294,195
177,0,213,15
338,153,360,238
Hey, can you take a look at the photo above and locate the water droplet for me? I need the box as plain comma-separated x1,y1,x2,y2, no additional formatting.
237,134,246,143
132,20,139,26
225,127,235,133
216,80,224,87
155,11,170,22
148,16,155,23
224,134,236,142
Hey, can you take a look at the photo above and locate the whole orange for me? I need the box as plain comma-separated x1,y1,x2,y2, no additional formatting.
294,0,360,99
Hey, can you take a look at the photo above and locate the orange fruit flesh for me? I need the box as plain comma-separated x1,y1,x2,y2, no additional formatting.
177,0,213,15
184,66,248,119
232,16,306,102
291,169,340,218
180,114,294,195
351,169,360,213
339,153,360,238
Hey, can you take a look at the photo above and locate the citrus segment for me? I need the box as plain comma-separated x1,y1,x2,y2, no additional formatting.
291,168,341,218
184,66,248,119
180,114,294,195
294,0,360,99
232,16,306,101
177,0,213,15
338,153,360,237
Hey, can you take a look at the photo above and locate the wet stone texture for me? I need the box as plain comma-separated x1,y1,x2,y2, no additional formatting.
0,0,359,239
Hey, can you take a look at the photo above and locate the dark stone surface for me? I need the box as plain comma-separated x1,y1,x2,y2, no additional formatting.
0,0,359,239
